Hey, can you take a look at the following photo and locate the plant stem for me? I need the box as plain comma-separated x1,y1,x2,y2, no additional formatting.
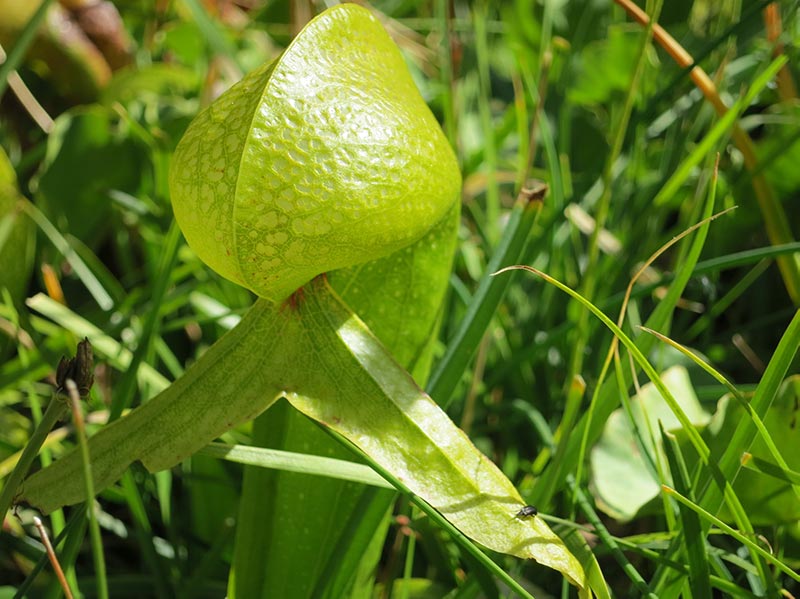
0,0,55,101
0,395,67,520
435,0,457,147
32,516,74,599
474,0,499,245
763,3,798,100
566,0,663,383
65,380,108,599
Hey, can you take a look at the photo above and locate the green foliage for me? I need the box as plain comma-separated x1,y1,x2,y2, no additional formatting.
2,0,800,597
590,366,711,522
568,26,649,106
37,106,150,245
0,147,34,305
706,376,800,524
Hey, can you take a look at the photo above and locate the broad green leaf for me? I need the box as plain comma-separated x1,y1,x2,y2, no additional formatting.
283,279,585,588
568,27,647,106
554,522,612,599
230,401,395,599
703,375,800,524
590,366,711,521
19,298,287,513
102,63,198,101
331,202,460,384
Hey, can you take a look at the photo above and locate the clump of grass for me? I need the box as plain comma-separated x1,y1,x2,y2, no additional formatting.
1,1,799,596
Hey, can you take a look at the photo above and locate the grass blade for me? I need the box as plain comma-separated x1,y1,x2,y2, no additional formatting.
428,197,541,408
741,453,800,486
198,442,393,489
698,308,800,513
26,293,169,390
641,326,800,507
0,0,55,101
64,380,108,599
661,425,712,599
21,201,114,311
663,485,800,584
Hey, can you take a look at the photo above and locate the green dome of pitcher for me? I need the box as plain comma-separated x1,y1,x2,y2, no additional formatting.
169,4,461,302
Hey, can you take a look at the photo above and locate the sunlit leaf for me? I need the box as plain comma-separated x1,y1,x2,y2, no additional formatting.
590,366,711,521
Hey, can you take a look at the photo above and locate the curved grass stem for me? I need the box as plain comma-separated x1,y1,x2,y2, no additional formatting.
65,380,108,599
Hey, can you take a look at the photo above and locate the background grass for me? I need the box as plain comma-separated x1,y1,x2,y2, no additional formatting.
1,0,800,597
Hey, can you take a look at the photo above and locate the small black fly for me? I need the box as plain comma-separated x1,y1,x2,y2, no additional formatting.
516,505,538,518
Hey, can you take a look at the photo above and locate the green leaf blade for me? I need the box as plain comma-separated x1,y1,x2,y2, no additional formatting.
284,278,586,588
18,299,287,514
